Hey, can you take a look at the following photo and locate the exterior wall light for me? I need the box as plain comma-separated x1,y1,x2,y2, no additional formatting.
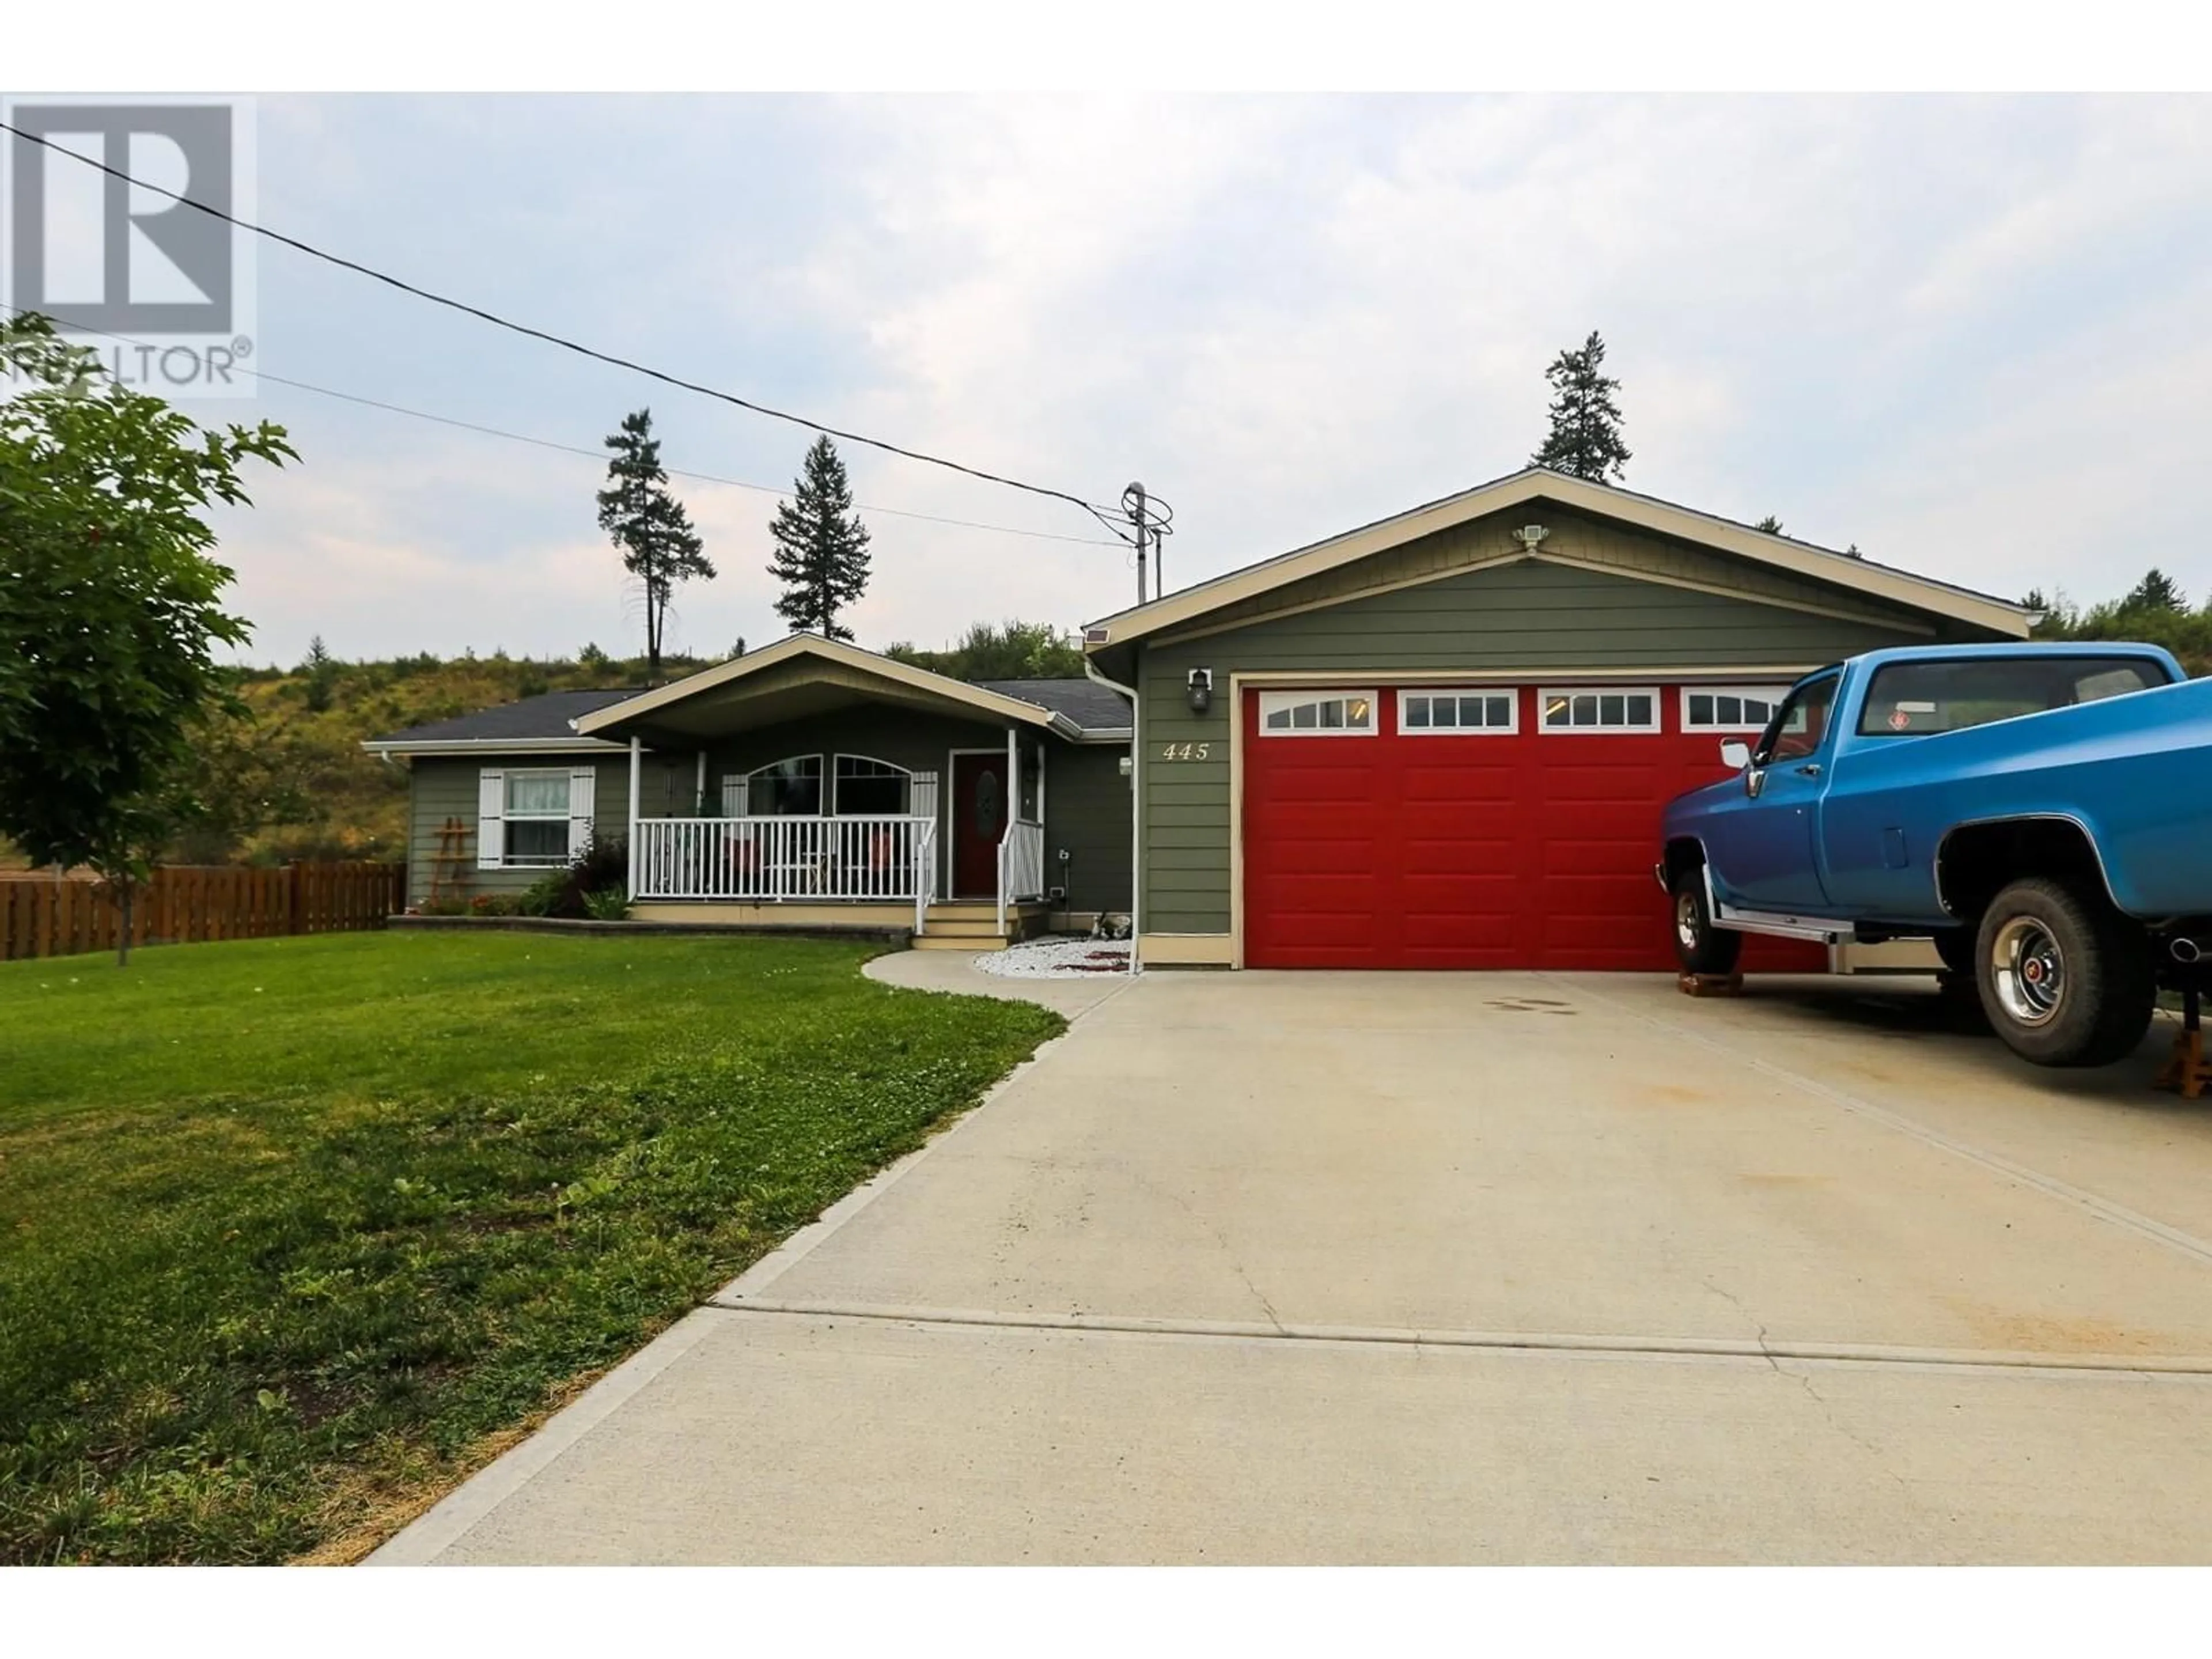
1186,667,1213,714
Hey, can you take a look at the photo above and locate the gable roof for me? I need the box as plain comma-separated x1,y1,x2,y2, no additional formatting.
571,634,1121,743
1082,467,2033,650
362,688,636,754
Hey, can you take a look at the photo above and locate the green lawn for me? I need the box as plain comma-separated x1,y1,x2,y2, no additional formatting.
0,931,1062,1565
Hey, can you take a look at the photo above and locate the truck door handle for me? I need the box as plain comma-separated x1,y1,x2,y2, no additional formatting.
1795,763,1823,777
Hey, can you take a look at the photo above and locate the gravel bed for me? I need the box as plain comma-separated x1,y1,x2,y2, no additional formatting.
974,935,1135,978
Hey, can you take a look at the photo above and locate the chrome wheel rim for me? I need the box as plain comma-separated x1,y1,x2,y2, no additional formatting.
1675,892,1701,951
1990,916,2066,1027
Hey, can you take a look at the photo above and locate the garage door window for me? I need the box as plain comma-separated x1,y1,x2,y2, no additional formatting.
1538,687,1660,734
1399,688,1518,734
1258,691,1377,735
1681,685,1795,733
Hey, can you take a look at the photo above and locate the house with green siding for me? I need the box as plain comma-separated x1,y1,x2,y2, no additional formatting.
1078,467,2031,971
368,467,2030,964
365,634,1133,948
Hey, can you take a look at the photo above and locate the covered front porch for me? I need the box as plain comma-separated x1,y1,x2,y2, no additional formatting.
572,637,1074,943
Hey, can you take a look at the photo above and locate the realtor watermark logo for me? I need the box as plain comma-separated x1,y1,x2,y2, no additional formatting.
2,94,257,397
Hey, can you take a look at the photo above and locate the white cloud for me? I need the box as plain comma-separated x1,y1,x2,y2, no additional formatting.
204,93,2212,664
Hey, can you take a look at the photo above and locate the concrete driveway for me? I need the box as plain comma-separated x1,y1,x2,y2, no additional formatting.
377,959,2212,1564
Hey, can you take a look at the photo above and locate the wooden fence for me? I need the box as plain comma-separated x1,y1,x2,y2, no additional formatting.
0,862,406,962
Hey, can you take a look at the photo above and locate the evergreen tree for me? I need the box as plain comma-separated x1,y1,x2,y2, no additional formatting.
300,634,339,713
1530,329,1631,482
596,408,714,685
2123,567,2187,613
1754,515,1784,535
768,436,872,640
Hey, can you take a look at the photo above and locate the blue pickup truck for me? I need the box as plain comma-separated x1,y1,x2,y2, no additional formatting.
1658,642,2212,1067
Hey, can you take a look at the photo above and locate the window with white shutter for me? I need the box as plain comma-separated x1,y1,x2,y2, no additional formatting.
567,766,596,859
478,768,506,868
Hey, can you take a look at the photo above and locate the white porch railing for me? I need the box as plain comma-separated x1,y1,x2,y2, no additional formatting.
634,816,933,902
997,818,1046,931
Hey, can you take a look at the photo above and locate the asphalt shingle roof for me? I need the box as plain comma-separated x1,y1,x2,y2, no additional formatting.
974,678,1132,732
369,688,641,745
370,676,1132,747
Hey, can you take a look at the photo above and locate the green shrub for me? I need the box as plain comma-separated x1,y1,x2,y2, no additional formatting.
415,896,467,916
581,887,629,921
517,834,628,919
516,870,567,917
467,893,520,917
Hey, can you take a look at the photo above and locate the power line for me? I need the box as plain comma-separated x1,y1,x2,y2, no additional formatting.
6,306,1126,547
2,119,1133,542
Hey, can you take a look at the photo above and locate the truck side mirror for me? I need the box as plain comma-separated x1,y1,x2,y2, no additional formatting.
1719,740,1752,770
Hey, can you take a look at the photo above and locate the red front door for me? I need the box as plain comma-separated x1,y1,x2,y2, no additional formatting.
952,752,1009,899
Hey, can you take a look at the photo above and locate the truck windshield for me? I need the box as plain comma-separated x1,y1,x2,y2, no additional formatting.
1855,655,2169,738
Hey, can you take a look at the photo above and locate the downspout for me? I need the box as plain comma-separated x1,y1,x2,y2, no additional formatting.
1084,654,1141,976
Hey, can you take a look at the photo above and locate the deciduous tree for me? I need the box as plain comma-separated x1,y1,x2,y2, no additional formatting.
0,313,295,960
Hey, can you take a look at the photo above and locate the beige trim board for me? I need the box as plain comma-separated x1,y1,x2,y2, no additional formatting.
627,901,915,927
1221,665,1826,688
576,634,1070,738
1088,467,2031,646
1138,932,1233,966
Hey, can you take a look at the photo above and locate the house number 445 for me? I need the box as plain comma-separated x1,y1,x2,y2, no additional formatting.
1160,742,1211,761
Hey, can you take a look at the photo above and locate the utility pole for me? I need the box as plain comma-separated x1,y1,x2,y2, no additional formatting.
1123,481,1149,605
1121,482,1175,606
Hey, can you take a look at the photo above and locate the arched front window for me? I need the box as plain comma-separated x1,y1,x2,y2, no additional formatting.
745,755,823,816
834,755,911,816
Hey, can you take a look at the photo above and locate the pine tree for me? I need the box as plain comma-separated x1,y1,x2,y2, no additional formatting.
2124,567,2187,613
768,436,872,641
1754,515,1784,535
300,634,339,713
596,408,714,685
1530,330,1631,482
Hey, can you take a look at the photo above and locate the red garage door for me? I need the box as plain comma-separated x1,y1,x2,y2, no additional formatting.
1241,683,1826,971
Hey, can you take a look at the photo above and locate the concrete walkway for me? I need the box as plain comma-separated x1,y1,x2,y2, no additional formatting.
376,963,2212,1564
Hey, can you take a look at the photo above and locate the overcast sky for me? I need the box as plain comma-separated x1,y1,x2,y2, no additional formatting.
143,93,2212,666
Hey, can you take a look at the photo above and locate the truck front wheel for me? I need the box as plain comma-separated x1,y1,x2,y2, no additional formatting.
1671,866,1743,977
1974,877,2155,1067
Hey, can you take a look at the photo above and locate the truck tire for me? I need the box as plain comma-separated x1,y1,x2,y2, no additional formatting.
1973,877,2156,1067
1671,866,1742,977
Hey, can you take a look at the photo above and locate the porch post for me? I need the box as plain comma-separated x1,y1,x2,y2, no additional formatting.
627,737,642,897
1000,726,1018,932
695,749,707,816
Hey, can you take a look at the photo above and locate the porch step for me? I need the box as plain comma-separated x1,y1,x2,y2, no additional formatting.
921,918,1011,939
912,933,1011,952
